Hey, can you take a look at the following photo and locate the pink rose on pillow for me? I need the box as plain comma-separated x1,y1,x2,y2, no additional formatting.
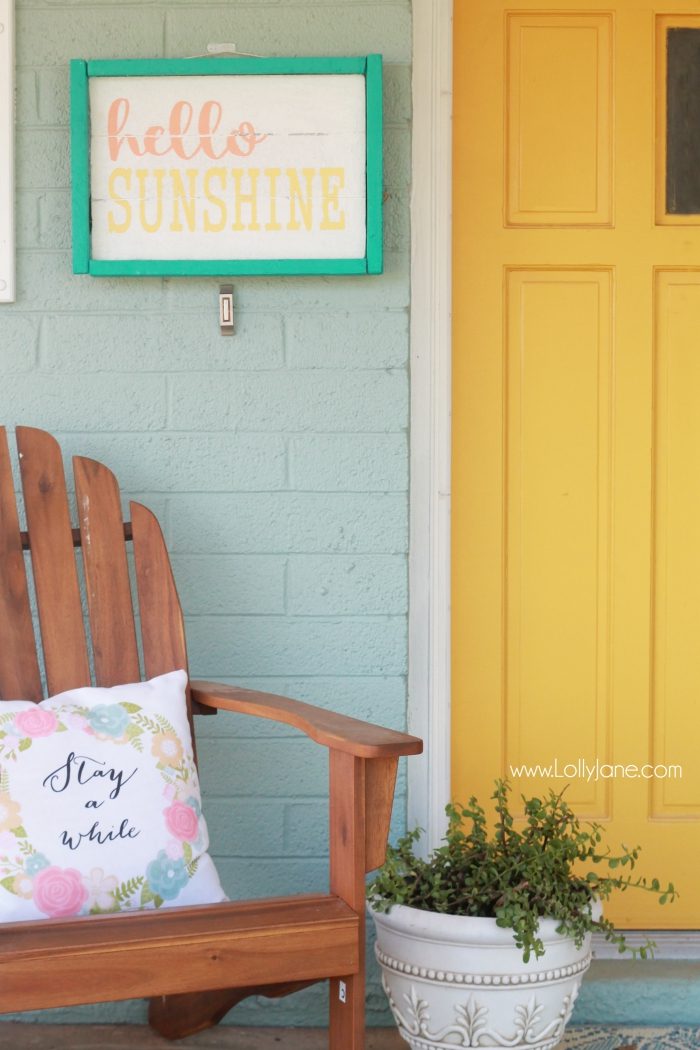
165,838,184,860
32,866,88,917
14,708,58,738
164,801,199,842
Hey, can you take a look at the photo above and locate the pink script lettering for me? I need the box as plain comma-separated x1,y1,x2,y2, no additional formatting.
107,97,268,162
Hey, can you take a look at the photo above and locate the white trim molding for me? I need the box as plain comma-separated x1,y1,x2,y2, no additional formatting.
592,932,700,961
0,0,14,303
407,0,453,850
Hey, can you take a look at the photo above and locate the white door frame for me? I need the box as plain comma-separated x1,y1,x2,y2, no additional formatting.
406,0,699,954
407,0,453,850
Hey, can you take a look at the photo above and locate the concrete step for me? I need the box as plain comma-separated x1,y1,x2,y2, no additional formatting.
573,960,700,1026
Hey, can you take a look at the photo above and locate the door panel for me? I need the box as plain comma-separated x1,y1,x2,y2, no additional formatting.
506,13,613,225
452,0,700,927
505,269,612,817
652,270,700,816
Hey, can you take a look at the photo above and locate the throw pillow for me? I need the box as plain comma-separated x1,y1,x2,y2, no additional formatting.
0,669,226,921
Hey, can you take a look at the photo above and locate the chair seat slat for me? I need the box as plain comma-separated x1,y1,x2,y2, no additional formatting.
0,428,42,701
74,456,140,687
17,427,91,696
0,896,359,1013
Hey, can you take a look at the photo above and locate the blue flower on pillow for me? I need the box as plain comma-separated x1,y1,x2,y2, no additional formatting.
186,795,202,817
25,853,50,875
146,851,189,901
88,704,129,738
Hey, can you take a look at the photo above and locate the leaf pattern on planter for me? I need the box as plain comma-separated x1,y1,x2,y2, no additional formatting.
381,972,576,1049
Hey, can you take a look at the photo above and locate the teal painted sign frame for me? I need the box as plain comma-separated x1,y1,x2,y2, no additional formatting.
70,55,383,277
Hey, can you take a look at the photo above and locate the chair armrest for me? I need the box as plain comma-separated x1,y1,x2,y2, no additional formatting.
190,680,423,760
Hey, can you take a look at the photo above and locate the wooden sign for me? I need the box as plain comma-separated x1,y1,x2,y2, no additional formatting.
70,56,383,276
0,0,14,302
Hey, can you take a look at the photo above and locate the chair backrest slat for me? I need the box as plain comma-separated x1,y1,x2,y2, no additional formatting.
74,456,141,687
0,428,42,701
131,501,192,732
17,427,91,696
131,501,189,682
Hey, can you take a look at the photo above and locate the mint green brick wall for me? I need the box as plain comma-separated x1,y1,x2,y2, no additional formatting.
1,0,411,1028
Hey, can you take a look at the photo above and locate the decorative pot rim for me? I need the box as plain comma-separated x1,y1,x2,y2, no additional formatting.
367,898,601,949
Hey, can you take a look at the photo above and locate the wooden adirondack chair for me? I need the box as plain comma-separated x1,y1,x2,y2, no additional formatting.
0,426,422,1045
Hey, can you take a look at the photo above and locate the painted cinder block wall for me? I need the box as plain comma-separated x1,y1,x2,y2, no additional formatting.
1,0,411,1027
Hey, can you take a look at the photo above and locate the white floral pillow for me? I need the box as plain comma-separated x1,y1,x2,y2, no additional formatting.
0,670,226,921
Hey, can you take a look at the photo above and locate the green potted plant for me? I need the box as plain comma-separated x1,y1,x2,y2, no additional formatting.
368,780,676,1050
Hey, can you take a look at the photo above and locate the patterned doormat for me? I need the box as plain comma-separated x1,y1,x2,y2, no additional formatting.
559,1027,700,1048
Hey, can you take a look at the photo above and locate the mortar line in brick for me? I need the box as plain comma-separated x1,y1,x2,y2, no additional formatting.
197,674,403,681
205,795,328,802
11,302,409,318
164,374,173,428
175,551,408,557
144,491,407,498
212,856,330,862
194,676,407,684
281,314,289,367
175,552,403,557
183,612,407,619
282,557,290,614
40,309,286,318
275,306,409,314
45,430,410,436
202,738,405,745
169,367,407,375
31,71,39,125
18,0,408,9
31,316,44,370
33,307,407,315
162,498,172,545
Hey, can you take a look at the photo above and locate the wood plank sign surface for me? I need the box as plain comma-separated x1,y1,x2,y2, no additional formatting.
0,0,14,302
70,57,383,276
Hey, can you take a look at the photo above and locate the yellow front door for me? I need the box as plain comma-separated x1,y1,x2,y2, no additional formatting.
452,0,700,927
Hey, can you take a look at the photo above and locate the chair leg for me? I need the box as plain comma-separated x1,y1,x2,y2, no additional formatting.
329,750,367,1050
329,974,365,1050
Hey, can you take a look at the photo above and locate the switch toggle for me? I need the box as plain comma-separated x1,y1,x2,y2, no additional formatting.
219,285,234,335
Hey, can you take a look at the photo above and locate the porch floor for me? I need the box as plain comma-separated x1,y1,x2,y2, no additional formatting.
0,1027,403,1049
0,1026,695,1048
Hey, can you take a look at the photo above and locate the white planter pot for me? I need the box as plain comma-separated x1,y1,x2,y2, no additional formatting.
370,902,595,1050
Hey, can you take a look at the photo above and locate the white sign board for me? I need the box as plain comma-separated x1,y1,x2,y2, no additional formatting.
71,57,383,276
0,0,14,302
89,75,366,262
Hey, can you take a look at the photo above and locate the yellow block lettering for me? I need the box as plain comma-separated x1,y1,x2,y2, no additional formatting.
320,167,346,231
107,168,132,233
203,168,227,233
231,168,261,231
264,168,282,231
287,168,315,231
170,169,198,233
135,168,165,234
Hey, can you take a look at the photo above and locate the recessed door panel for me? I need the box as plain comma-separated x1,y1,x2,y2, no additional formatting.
505,270,612,815
506,13,613,226
651,271,700,816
